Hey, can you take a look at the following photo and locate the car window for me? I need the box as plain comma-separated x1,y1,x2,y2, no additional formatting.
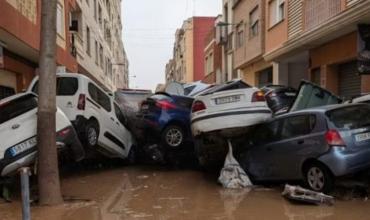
326,105,370,129
31,77,78,96
175,97,194,109
280,115,316,140
0,85,16,100
253,121,280,145
0,94,38,124
88,83,112,112
184,85,196,96
114,103,127,126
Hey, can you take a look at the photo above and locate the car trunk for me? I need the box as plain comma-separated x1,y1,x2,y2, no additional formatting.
326,104,370,149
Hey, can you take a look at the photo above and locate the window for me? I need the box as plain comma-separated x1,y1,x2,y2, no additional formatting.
86,0,89,6
0,85,16,100
269,0,285,27
0,94,38,124
98,4,102,27
236,27,244,48
88,83,111,112
56,3,64,37
32,77,78,96
86,26,91,56
327,105,370,130
99,44,104,68
114,103,127,126
95,41,99,64
249,6,259,37
93,0,97,21
280,115,316,140
253,121,280,145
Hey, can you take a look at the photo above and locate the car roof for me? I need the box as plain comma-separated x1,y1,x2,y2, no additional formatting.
274,103,369,119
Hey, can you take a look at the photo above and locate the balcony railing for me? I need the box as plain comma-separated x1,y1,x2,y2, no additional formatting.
304,0,342,31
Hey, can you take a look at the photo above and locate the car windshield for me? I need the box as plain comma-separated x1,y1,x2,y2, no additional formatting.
116,91,152,110
200,80,251,96
326,105,370,129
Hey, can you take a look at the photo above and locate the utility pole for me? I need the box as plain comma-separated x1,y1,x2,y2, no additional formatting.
37,0,63,205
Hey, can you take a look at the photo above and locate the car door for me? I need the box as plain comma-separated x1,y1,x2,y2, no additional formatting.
266,114,318,180
112,103,133,157
243,120,281,180
0,94,38,159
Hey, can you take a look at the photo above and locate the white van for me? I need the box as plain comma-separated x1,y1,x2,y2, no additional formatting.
28,73,135,160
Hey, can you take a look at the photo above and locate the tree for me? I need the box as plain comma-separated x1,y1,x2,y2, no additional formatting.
37,0,63,205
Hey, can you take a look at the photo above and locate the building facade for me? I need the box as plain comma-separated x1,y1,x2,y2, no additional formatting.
203,16,223,84
232,0,273,87
263,0,370,99
167,17,216,84
0,0,78,98
72,0,128,91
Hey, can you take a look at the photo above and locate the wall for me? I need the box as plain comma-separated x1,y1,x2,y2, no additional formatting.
241,58,271,86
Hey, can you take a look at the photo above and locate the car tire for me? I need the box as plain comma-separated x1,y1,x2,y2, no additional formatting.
162,125,185,148
85,120,99,148
304,162,334,193
127,145,136,165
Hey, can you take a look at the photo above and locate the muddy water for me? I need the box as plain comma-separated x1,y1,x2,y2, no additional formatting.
1,166,370,220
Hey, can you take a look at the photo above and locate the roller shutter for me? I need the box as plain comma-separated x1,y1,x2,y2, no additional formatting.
338,61,361,100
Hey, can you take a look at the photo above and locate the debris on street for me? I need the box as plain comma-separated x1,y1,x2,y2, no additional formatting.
218,141,252,189
282,184,335,206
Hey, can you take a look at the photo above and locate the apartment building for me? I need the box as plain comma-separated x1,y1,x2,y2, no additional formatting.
71,0,128,91
221,0,234,82
0,0,78,98
232,0,273,87
166,17,216,83
263,0,370,99
203,16,223,84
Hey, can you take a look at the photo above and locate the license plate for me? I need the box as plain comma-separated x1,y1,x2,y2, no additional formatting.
10,137,37,157
355,132,370,142
215,95,241,105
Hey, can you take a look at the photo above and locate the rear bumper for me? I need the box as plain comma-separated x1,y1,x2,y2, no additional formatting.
57,125,85,162
318,147,370,177
191,108,271,136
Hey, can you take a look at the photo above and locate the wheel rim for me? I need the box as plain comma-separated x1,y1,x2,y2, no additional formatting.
165,128,183,147
307,167,325,191
87,127,97,146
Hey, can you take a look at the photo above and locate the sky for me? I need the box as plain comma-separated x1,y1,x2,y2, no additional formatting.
121,0,222,91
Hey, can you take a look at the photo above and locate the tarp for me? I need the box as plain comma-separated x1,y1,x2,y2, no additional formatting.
218,141,252,189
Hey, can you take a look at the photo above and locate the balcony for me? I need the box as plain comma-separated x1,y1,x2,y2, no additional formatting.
304,0,342,31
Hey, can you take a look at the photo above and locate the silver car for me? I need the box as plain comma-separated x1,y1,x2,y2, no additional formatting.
238,103,370,192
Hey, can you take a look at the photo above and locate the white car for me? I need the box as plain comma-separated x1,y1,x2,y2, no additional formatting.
0,93,84,176
28,73,135,160
190,80,272,167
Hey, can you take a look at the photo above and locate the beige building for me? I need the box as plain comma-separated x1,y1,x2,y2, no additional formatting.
71,0,128,91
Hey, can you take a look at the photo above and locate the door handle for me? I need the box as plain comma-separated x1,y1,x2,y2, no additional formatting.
12,124,20,130
297,140,305,145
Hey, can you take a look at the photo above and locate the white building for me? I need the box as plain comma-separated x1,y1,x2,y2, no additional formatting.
71,0,128,91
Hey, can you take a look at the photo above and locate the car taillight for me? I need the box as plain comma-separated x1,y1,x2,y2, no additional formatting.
57,127,71,138
77,94,86,110
156,100,176,110
252,91,265,102
325,129,346,146
192,101,206,113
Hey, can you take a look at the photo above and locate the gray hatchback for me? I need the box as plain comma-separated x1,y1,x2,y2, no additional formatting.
238,103,370,192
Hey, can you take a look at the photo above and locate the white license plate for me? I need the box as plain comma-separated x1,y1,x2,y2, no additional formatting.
10,137,37,157
355,132,370,142
284,92,296,97
215,95,241,105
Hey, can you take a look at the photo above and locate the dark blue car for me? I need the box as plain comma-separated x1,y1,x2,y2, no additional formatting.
138,93,194,148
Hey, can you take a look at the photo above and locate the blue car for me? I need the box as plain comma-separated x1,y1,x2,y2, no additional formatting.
138,93,194,149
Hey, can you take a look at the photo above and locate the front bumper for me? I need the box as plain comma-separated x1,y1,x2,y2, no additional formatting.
191,108,271,136
318,147,370,177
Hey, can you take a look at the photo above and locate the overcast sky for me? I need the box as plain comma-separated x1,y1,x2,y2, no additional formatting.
121,0,222,91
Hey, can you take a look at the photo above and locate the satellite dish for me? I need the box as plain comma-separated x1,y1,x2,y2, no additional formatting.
165,82,184,96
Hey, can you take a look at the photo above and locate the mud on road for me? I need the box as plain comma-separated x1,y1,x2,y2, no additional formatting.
1,165,370,220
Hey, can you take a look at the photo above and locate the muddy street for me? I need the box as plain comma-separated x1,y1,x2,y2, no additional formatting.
0,166,370,220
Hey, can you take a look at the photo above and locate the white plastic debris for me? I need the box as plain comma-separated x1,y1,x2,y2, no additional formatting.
218,140,253,189
282,184,335,206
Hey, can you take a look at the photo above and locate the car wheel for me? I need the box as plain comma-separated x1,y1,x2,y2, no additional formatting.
304,162,334,193
127,145,136,165
85,120,99,148
162,125,185,148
